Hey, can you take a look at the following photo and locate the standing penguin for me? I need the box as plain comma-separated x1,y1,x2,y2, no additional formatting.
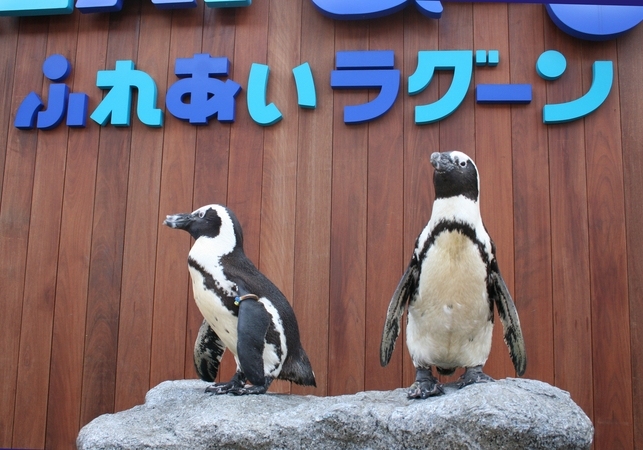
164,204,316,394
380,151,526,399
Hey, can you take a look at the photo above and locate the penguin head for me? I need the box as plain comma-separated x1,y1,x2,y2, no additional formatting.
431,151,479,202
163,204,244,250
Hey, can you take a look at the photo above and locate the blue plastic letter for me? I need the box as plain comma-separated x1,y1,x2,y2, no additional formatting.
292,62,317,109
91,60,163,127
409,50,473,124
247,63,282,126
542,60,613,124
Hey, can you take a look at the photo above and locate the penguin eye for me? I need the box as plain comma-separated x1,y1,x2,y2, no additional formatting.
198,210,206,219
459,160,467,167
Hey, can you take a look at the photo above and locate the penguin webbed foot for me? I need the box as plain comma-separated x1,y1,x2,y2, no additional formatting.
205,371,246,394
408,367,444,399
455,365,494,389
228,377,273,395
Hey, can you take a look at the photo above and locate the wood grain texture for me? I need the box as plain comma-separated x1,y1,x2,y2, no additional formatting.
0,15,49,447
45,11,109,449
80,0,142,427
291,0,334,396
583,39,633,450
364,12,405,392
114,2,170,412
617,22,643,450
0,3,639,449
544,20,594,420
11,13,79,449
328,21,368,396
507,3,554,385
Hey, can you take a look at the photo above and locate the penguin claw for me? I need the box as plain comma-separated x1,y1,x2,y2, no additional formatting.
455,365,494,389
407,380,444,399
228,384,269,395
205,372,246,394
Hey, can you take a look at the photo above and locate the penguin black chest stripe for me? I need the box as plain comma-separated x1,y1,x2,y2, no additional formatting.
188,257,238,313
417,220,490,269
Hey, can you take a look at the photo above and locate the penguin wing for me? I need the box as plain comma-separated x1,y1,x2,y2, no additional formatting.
194,319,226,382
380,257,419,367
489,269,527,376
237,297,271,386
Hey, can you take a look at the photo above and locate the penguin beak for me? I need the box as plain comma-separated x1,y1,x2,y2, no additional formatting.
163,213,193,230
430,152,453,173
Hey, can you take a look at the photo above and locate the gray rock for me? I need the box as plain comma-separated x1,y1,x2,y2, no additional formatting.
77,378,593,450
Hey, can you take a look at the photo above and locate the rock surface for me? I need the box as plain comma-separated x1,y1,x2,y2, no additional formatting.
77,378,593,449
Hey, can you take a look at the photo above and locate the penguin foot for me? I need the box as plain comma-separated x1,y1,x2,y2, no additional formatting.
408,367,444,399
205,371,246,394
228,377,273,395
456,365,494,389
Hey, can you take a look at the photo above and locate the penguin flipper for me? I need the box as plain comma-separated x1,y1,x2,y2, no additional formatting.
237,297,271,387
489,270,527,376
194,319,226,382
380,258,419,367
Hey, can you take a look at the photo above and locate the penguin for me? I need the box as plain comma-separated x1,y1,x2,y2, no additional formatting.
380,151,526,399
163,204,316,395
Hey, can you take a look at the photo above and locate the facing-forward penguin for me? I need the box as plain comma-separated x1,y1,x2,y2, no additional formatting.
380,151,526,399
164,204,316,394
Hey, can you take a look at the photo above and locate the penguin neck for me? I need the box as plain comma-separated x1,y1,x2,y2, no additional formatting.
189,234,237,271
428,195,482,229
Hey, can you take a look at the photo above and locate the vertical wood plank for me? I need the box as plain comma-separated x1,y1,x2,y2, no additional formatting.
438,3,474,153
46,11,109,448
544,21,594,419
364,12,404,392
259,0,302,394
583,39,633,450
401,8,439,388
473,3,516,381
0,16,48,447
291,0,334,396
508,3,554,385
12,12,79,449
0,17,19,196
150,4,204,388
618,22,643,450
114,2,170,412
80,0,141,427
328,20,368,396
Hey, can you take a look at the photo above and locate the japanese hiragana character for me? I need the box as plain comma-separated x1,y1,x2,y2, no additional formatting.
474,50,532,104
165,54,241,125
15,54,88,130
310,0,442,20
330,50,400,124
247,63,282,126
408,50,472,124
292,62,316,109
536,50,613,124
90,60,163,127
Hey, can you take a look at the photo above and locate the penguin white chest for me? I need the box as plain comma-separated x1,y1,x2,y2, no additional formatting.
188,266,239,355
407,229,493,369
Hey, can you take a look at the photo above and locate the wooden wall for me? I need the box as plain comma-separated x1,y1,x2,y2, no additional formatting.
0,1,641,448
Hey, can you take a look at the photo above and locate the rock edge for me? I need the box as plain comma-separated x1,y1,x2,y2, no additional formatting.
77,378,593,449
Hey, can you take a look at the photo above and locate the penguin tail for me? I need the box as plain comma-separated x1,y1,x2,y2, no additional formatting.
281,348,317,387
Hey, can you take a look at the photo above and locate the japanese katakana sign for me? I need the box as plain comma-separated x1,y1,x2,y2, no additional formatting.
14,50,613,131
